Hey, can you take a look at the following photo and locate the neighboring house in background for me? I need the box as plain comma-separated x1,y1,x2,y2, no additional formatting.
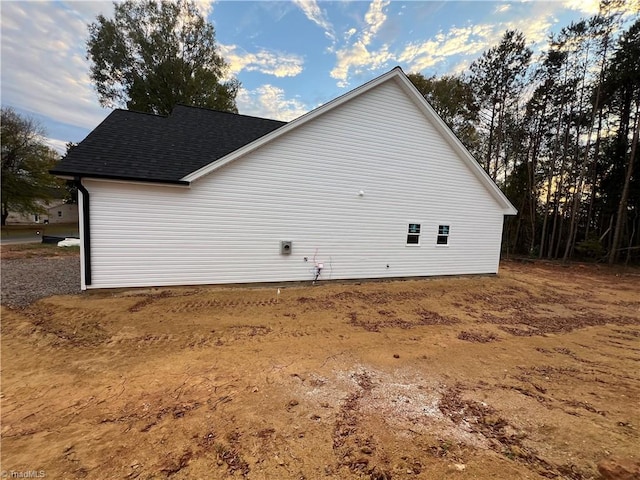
51,67,517,291
5,200,78,225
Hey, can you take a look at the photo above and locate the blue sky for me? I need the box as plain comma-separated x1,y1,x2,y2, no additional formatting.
1,0,637,154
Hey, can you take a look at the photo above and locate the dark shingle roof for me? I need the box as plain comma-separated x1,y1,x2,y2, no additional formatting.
51,105,287,184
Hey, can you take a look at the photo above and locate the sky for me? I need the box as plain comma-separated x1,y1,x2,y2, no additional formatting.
1,0,638,154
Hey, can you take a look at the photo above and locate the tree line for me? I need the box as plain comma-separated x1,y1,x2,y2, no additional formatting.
0,108,63,226
409,2,639,265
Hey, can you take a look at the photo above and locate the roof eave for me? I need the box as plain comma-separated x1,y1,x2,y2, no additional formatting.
50,169,190,186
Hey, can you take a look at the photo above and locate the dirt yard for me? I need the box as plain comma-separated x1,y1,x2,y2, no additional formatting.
1,259,639,479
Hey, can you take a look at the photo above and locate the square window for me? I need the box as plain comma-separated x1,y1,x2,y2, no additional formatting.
407,223,421,245
58,211,62,217
437,225,450,245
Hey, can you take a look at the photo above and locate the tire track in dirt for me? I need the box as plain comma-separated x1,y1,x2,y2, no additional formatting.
11,297,278,351
167,298,279,313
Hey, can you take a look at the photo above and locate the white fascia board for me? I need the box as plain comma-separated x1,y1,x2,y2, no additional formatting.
393,74,518,216
182,67,406,183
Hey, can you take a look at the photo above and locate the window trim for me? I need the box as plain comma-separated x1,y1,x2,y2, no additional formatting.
406,223,421,246
436,224,450,246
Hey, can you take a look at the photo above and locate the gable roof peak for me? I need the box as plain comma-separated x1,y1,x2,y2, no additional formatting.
182,67,517,215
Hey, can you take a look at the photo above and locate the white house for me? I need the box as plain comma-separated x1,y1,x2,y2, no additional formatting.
51,68,517,290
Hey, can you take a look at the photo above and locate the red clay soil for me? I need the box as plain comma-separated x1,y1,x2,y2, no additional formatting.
1,260,639,479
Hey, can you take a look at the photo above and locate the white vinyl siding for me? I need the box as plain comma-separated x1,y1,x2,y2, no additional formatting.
84,79,507,289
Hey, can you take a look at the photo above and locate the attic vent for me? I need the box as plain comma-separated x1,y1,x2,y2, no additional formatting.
280,241,292,255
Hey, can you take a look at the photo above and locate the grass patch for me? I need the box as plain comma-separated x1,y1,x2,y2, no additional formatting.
1,223,79,239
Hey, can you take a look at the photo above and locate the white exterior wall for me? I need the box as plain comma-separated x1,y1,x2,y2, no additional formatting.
84,79,509,289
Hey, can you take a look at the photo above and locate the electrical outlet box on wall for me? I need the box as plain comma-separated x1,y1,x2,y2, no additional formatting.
280,241,292,254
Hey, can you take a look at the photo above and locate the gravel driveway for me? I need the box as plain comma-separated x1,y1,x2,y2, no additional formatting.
1,256,81,308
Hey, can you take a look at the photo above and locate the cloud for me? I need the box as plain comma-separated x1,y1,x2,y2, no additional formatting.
219,45,304,78
561,0,638,24
236,85,310,121
328,1,593,84
362,0,390,45
293,0,335,40
505,16,555,49
330,0,392,86
332,43,393,87
44,137,71,155
1,2,109,134
397,7,556,75
562,0,601,14
344,28,357,41
399,24,495,72
192,0,216,17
